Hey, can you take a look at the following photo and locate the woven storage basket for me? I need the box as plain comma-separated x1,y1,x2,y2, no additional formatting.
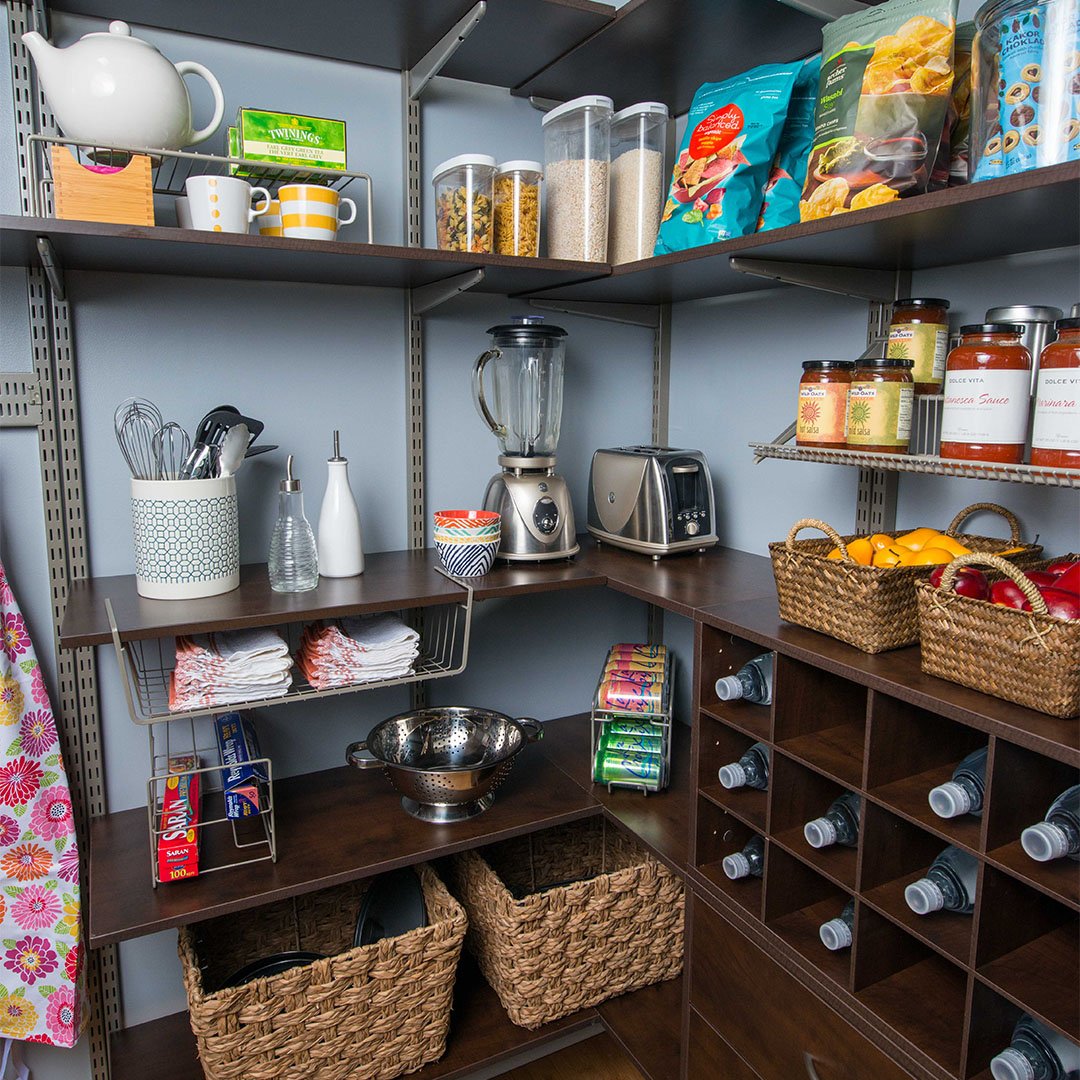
769,502,1042,654
917,552,1080,719
177,865,466,1080
447,818,684,1029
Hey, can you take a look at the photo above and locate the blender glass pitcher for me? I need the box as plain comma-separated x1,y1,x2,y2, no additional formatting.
473,317,567,460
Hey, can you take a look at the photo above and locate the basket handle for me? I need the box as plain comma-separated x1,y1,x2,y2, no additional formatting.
938,552,1048,615
945,502,1022,542
785,518,852,562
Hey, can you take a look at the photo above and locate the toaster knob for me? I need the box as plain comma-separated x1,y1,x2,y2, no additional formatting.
686,520,700,537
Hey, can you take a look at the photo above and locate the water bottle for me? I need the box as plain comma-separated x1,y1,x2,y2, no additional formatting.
1021,785,1080,863
268,455,319,593
715,653,774,705
804,791,861,849
718,742,770,791
905,845,979,915
928,746,988,819
722,834,765,881
819,898,855,952
990,1013,1080,1080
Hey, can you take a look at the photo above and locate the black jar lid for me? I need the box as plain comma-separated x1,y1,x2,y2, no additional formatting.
855,358,914,369
1055,317,1080,331
959,323,1023,335
802,360,855,371
893,297,950,309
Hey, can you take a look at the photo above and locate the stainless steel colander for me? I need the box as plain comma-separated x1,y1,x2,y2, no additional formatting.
346,706,543,822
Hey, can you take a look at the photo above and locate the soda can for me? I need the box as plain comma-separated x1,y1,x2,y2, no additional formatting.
598,678,663,713
599,731,664,755
606,720,666,739
593,748,663,786
609,642,666,660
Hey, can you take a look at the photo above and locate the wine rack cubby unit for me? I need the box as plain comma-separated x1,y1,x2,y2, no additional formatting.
689,615,1080,1080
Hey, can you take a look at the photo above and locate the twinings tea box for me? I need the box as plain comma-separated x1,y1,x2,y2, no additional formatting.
234,108,347,172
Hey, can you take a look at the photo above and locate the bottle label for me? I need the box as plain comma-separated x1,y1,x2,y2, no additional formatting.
1032,368,1080,452
796,383,848,443
846,383,913,447
941,369,1030,445
887,323,949,385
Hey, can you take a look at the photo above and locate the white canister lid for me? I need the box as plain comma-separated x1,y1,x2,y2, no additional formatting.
431,153,497,184
612,101,670,123
496,160,543,176
542,95,614,126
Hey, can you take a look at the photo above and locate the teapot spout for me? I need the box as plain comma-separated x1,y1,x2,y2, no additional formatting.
21,31,63,94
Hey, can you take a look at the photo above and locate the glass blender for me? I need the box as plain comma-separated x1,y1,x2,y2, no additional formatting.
473,316,579,560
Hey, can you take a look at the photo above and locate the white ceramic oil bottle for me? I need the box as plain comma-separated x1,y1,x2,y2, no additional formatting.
317,430,364,577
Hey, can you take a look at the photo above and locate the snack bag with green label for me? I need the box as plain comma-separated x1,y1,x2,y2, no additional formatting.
799,0,958,222
654,63,801,253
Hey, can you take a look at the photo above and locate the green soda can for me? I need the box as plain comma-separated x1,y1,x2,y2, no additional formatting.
593,748,663,787
605,720,666,739
599,731,663,755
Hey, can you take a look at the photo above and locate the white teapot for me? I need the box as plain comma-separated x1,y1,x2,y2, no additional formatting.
22,20,224,150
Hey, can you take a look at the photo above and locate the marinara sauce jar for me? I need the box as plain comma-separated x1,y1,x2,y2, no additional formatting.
940,324,1031,465
796,361,853,450
887,298,951,394
847,358,914,454
1031,317,1080,468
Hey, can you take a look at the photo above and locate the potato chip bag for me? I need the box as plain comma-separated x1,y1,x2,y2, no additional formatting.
654,63,801,253
757,57,821,232
799,0,957,222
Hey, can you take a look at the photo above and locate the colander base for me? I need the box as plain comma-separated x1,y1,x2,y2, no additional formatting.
401,794,495,822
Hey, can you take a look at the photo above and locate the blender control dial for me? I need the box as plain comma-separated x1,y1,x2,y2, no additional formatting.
533,497,559,535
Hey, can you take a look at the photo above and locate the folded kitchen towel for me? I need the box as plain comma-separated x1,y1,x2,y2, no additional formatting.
169,628,293,711
296,615,419,690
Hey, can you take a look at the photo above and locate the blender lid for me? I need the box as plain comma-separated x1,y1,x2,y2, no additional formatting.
487,315,567,345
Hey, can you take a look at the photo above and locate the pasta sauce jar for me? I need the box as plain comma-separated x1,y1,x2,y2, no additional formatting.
940,324,1031,465
1031,318,1080,468
847,359,914,453
887,298,951,394
796,361,853,450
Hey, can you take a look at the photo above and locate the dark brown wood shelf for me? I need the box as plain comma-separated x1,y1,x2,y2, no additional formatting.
698,782,767,834
597,975,683,1080
776,725,866,789
692,861,762,921
766,896,852,990
700,702,772,743
868,767,984,858
860,876,974,967
771,826,859,893
984,840,1080,911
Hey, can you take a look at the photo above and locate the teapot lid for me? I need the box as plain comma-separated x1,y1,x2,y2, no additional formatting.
81,20,153,46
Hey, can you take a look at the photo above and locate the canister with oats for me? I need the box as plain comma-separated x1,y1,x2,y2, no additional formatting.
432,153,496,253
493,160,542,257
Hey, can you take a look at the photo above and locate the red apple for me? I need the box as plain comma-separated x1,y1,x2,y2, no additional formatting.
1045,558,1079,577
929,565,989,600
1025,570,1061,589
1036,587,1080,621
989,580,1032,611
1052,562,1080,595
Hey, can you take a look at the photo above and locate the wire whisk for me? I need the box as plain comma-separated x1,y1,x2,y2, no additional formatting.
115,398,163,480
153,421,192,481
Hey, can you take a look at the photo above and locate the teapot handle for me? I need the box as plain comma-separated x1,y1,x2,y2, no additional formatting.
472,348,506,439
175,60,225,145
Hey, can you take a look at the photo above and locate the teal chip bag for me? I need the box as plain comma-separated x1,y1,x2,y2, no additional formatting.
654,63,801,253
757,57,821,233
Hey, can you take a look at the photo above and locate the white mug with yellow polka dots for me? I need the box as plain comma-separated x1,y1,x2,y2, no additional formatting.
278,183,357,241
184,175,271,234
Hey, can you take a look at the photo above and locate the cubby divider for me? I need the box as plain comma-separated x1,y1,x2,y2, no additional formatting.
697,714,768,832
694,797,765,919
963,982,1029,1080
697,627,773,742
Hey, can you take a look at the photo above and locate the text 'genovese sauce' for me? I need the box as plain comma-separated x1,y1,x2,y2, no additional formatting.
940,324,1031,465
1031,318,1080,468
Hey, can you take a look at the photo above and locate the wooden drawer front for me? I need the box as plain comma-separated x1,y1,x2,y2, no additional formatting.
688,1007,759,1079
689,894,911,1080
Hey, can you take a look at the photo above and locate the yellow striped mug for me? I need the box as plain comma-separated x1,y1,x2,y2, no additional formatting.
278,184,356,241
258,199,282,237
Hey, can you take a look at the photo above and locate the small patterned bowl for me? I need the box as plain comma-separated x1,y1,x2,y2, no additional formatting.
434,510,500,532
435,535,499,577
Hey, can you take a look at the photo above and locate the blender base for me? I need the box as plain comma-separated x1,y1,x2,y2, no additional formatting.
483,467,579,561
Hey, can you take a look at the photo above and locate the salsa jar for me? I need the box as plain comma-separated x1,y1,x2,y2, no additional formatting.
886,298,951,394
796,361,853,449
940,323,1032,464
847,359,914,454
1031,317,1080,467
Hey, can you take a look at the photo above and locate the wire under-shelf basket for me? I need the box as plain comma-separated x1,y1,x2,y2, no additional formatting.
106,585,473,725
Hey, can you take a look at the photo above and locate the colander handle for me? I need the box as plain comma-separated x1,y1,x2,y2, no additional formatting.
517,718,543,743
346,740,383,769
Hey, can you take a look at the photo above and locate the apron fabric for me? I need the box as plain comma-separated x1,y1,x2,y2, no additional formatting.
0,561,85,1048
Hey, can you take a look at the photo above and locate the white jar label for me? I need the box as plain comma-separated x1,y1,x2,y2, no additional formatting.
941,369,1030,446
1032,369,1080,452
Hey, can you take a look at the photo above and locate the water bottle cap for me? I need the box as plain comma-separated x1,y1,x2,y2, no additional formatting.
714,675,744,701
904,877,945,915
819,918,852,951
990,1047,1036,1080
804,817,837,848
722,853,750,880
718,763,747,789
1020,821,1069,862
928,781,971,819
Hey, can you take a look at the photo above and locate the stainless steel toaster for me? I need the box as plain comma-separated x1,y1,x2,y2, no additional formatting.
587,445,718,558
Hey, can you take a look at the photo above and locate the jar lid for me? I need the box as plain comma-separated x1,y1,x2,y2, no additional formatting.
894,297,950,309
431,153,496,183
542,94,614,127
496,160,543,176
802,360,855,370
960,323,1023,335
612,101,670,123
1055,317,1080,331
985,305,1063,324
856,358,914,369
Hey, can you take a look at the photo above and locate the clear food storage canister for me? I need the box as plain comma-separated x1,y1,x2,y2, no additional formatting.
609,101,670,264
542,95,613,261
493,160,542,257
433,153,496,253
970,0,1080,182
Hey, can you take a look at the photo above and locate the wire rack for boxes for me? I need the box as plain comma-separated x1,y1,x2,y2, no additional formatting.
146,716,276,889
589,650,674,795
28,134,374,241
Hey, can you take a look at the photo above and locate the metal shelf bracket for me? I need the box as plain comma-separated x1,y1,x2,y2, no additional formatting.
775,0,871,19
409,1,486,99
730,256,899,303
528,299,661,328
412,268,485,315
0,373,42,427
36,235,64,298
